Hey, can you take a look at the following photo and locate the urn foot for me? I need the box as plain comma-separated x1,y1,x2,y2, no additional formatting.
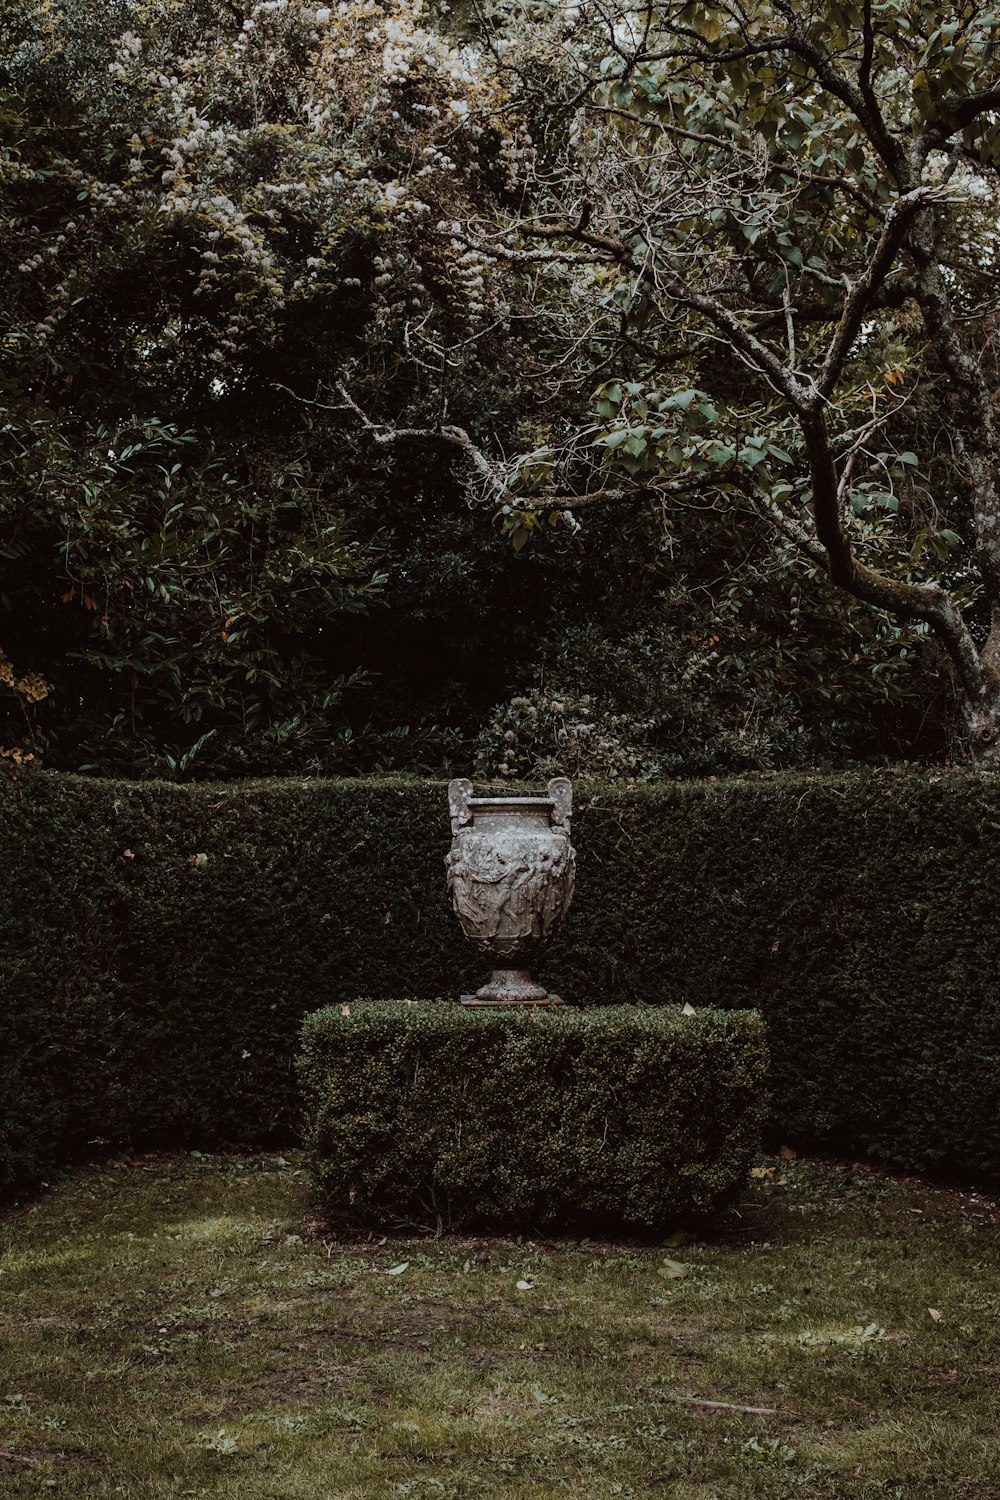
460,967,564,1008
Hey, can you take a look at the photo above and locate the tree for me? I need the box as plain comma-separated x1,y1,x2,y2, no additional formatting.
479,0,1000,762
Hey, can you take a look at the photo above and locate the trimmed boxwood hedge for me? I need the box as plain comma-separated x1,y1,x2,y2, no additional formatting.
298,1002,767,1231
3,764,1000,1192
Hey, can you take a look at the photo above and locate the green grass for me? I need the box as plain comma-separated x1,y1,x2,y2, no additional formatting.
2,1154,999,1498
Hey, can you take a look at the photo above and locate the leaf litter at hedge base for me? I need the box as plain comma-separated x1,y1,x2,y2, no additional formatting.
1,1153,999,1499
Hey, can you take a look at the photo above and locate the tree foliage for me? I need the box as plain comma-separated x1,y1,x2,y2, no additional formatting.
0,0,520,773
487,0,1000,761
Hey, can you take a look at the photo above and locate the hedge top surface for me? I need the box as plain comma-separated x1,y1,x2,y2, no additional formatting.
3,760,990,800
299,998,765,1040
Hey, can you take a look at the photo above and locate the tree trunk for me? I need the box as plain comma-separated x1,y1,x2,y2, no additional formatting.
964,681,1000,765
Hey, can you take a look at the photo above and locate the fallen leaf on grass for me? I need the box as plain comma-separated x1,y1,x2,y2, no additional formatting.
928,1308,943,1322
658,1258,689,1280
750,1167,776,1180
516,1279,535,1291
386,1262,409,1276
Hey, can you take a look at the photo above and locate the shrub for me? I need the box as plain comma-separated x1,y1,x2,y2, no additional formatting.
298,1002,768,1232
474,689,663,782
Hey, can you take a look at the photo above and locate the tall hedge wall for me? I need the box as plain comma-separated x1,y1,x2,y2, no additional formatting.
2,765,999,1192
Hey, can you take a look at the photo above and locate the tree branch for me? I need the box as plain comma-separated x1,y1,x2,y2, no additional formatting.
816,185,945,396
274,379,517,503
906,194,1000,683
857,0,879,122
587,103,881,215
773,0,905,178
947,82,1000,132
518,219,814,410
799,407,986,701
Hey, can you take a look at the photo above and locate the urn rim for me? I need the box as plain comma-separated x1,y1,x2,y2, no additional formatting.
465,796,556,811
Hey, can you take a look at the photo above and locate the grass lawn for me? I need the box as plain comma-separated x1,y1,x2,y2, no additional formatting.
1,1152,998,1499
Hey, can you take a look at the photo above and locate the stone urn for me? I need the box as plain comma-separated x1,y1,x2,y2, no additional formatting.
446,777,576,1007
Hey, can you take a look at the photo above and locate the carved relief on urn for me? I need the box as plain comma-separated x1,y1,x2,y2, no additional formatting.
446,777,575,1007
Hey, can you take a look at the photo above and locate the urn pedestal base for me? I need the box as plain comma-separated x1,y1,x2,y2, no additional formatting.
460,967,564,1008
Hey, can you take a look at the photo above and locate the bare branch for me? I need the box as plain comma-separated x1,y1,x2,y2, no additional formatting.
675,1398,779,1417
511,488,629,509
782,281,796,368
274,379,518,504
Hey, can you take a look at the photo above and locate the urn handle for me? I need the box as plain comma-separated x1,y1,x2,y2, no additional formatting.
448,777,474,835
548,777,572,831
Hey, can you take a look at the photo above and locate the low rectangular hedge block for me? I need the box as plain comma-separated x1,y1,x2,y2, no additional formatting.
298,1002,768,1232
